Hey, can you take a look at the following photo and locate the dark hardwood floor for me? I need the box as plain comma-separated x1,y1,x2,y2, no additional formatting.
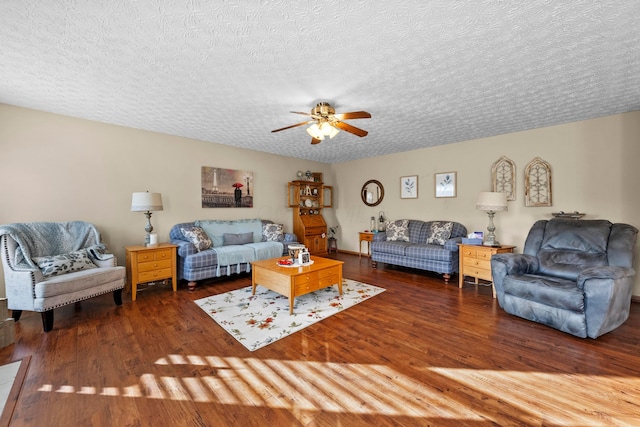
1,252,640,426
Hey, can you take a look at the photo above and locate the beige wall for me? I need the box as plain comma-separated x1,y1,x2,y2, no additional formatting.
0,104,333,296
332,111,640,294
1,104,639,295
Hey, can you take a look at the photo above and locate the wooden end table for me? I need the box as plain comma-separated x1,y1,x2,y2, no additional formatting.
125,243,177,301
458,243,516,298
359,232,374,258
251,256,344,314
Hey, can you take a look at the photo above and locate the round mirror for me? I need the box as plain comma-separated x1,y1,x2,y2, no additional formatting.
361,180,384,207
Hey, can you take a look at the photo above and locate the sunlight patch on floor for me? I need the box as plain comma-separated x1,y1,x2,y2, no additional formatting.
36,354,485,422
431,367,640,426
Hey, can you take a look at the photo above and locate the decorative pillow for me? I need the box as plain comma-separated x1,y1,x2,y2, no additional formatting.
223,232,254,246
385,219,410,242
263,223,284,241
427,221,454,245
181,226,212,252
32,249,97,278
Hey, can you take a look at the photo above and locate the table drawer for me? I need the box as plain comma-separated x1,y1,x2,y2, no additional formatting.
138,259,172,272
138,267,173,283
294,272,319,285
137,248,173,262
319,267,340,278
304,227,326,236
461,247,478,258
319,274,339,288
463,258,491,271
295,281,319,295
360,233,374,242
475,248,495,260
464,267,492,282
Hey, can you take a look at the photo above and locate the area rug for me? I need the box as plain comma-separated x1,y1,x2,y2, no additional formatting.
194,279,385,351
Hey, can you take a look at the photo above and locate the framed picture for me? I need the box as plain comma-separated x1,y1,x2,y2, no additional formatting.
435,172,456,198
400,175,418,199
201,166,254,208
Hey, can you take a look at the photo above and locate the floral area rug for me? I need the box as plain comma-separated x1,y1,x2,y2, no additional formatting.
194,278,385,351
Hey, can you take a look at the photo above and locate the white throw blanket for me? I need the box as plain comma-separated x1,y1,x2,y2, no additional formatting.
212,245,256,276
0,221,103,269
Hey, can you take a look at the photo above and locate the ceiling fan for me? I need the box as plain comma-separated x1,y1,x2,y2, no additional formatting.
271,102,371,145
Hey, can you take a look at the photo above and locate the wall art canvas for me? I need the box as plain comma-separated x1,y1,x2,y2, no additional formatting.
201,166,253,208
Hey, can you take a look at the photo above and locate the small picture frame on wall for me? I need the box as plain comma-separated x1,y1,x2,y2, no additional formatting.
400,175,418,199
435,172,456,198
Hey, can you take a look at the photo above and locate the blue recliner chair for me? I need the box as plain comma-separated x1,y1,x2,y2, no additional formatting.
491,218,638,338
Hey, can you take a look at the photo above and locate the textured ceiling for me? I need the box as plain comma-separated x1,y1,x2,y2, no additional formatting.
1,1,639,163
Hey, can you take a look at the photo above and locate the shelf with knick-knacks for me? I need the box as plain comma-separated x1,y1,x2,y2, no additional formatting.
288,177,333,255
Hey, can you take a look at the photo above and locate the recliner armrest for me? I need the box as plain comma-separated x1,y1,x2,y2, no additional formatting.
577,266,636,289
492,253,538,275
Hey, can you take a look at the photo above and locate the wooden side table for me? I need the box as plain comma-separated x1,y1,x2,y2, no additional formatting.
359,232,374,258
125,243,177,301
458,243,516,298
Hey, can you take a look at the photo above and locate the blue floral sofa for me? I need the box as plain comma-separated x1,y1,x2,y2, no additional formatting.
371,219,467,283
170,219,297,290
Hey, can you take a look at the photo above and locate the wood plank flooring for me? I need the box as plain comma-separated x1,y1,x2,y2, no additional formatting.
1,252,640,426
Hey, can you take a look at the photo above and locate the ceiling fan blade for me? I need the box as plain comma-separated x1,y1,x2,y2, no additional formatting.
333,121,368,137
311,137,322,145
271,121,312,133
290,111,312,116
334,111,371,120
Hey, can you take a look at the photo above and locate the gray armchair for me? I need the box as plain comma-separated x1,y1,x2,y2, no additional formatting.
491,219,637,338
0,221,125,332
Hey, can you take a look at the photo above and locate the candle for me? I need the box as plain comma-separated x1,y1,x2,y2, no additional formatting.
149,233,158,245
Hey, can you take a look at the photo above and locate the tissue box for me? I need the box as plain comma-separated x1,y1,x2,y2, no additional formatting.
462,238,483,245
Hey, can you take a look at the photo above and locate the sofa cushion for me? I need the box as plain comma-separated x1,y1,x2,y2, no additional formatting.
405,244,453,262
371,241,411,256
263,223,284,241
223,232,254,246
34,266,125,299
427,221,453,245
32,249,97,278
385,219,410,242
181,226,212,252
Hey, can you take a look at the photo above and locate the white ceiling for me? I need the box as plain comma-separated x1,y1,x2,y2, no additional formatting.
2,1,639,164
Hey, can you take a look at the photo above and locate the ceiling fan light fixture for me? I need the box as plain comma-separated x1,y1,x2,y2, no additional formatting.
306,123,324,140
322,122,340,139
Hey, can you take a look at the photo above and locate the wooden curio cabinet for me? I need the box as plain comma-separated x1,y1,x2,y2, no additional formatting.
288,176,333,255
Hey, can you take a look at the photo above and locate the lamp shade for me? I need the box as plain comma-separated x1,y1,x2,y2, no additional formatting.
476,192,508,212
131,192,163,212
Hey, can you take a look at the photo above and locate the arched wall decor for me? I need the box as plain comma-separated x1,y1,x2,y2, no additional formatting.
491,156,516,201
524,157,552,207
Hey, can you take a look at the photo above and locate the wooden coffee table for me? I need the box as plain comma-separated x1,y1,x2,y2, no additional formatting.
251,256,344,314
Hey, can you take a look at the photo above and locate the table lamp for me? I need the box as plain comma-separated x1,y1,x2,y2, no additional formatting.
131,191,163,246
476,191,508,246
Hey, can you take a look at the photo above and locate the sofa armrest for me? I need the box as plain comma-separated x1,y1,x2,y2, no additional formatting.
444,236,463,251
373,232,387,242
171,239,197,258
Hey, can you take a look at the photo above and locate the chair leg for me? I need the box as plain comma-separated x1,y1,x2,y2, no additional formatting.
12,310,22,321
113,289,123,306
41,310,54,332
